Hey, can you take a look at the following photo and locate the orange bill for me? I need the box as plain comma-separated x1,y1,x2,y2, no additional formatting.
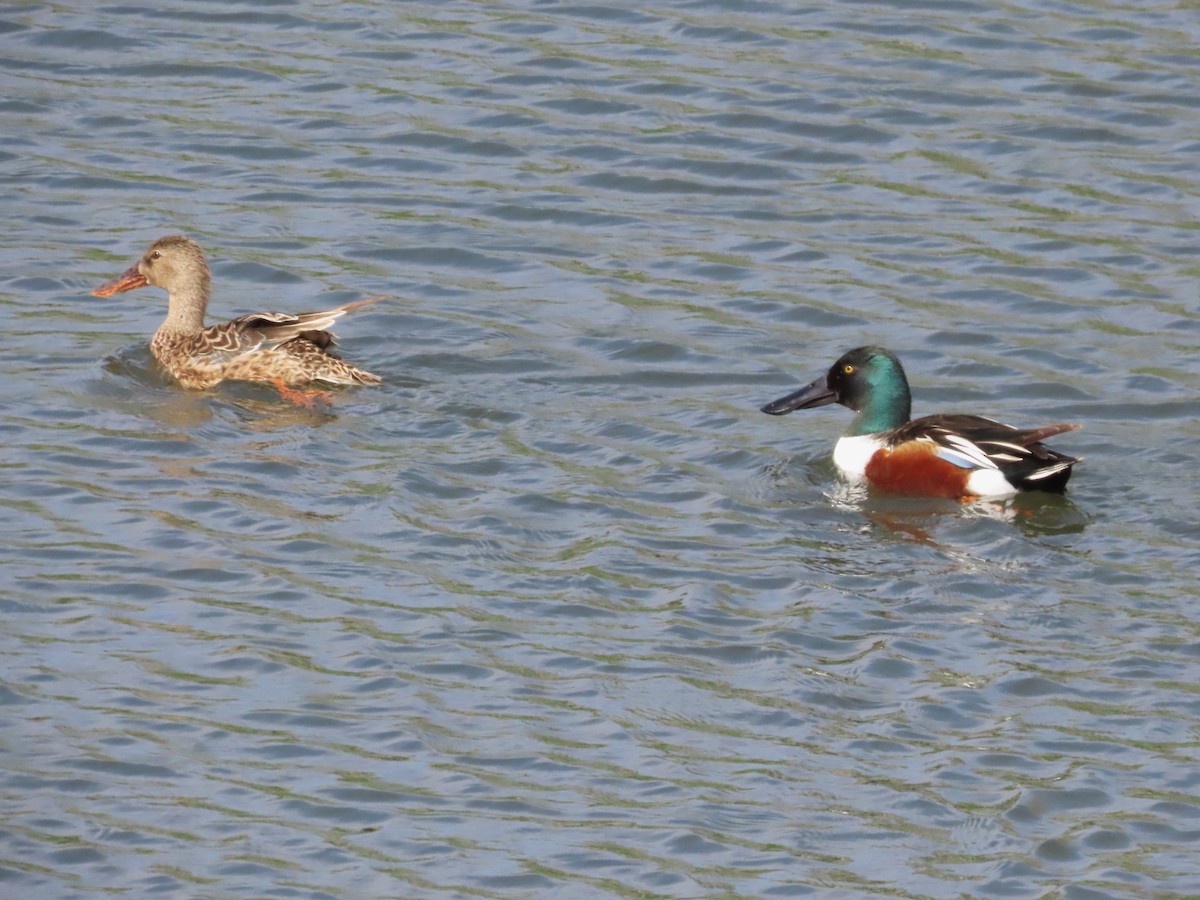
92,264,148,297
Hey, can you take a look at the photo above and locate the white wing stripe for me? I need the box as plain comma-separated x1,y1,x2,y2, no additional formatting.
934,433,998,470
1025,461,1074,480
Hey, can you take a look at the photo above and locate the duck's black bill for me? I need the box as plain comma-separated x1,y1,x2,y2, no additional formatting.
760,374,837,416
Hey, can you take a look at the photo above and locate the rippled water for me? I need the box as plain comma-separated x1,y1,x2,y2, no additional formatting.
3,1,1199,897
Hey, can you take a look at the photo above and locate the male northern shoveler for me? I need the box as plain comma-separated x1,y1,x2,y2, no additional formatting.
761,346,1080,500
92,235,382,397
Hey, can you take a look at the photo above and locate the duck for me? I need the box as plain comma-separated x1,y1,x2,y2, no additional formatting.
92,235,382,397
761,346,1080,499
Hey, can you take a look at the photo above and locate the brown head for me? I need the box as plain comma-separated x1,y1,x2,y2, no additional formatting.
92,235,213,331
92,235,212,302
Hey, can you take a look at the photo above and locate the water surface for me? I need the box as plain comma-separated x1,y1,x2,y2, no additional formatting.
2,1,1199,897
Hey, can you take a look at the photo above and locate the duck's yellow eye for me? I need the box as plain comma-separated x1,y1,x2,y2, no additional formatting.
842,364,855,375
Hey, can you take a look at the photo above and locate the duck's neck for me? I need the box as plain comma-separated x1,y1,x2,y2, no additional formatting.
159,287,208,334
846,387,911,436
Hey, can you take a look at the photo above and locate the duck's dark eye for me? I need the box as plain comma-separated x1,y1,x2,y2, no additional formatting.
150,251,161,261
842,364,855,375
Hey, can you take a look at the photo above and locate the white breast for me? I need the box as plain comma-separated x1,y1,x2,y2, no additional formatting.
832,435,885,480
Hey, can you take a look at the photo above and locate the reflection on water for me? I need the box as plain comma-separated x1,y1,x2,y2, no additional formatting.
841,488,1093,541
3,0,1199,897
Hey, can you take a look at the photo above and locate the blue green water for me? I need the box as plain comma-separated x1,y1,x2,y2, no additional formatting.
2,2,1198,897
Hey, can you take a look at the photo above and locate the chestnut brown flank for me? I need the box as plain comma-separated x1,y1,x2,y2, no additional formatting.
864,442,973,499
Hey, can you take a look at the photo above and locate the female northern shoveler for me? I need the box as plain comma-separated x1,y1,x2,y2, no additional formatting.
761,346,1081,500
92,235,382,396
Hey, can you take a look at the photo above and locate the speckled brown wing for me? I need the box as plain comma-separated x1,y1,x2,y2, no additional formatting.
153,297,383,388
231,297,383,352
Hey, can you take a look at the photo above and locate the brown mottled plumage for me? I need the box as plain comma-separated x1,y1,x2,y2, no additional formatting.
92,235,382,391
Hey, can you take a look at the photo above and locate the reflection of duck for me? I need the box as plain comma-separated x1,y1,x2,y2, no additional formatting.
762,346,1081,500
92,236,382,398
